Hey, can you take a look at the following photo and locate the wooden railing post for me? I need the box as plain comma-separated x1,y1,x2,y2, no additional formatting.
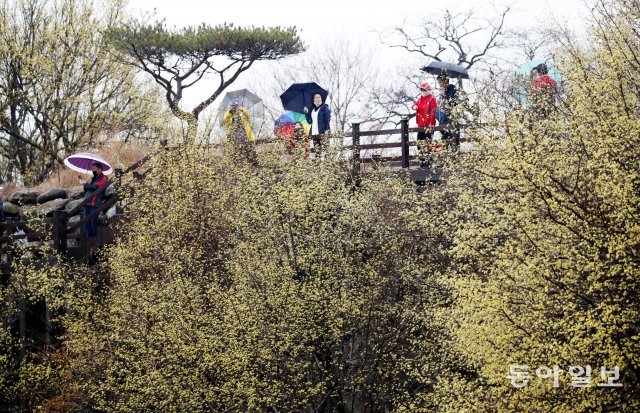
52,210,68,253
114,168,124,214
115,167,123,188
401,118,410,168
352,122,360,172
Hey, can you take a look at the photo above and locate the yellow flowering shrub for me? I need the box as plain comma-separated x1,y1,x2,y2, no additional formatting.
61,143,467,411
440,1,639,410
3,2,638,411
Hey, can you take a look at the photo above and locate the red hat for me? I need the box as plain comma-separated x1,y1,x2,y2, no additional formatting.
419,83,431,91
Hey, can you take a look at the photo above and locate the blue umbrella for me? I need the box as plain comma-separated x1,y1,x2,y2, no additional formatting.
280,82,329,114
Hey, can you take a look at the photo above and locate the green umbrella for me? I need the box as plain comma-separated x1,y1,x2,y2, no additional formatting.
514,60,562,105
517,60,562,83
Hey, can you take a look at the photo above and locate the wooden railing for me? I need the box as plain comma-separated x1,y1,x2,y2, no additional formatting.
256,118,464,169
331,118,462,168
0,189,117,270
0,143,160,268
1,122,462,267
0,219,49,244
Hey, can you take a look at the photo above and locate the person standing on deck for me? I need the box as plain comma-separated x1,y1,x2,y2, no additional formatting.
81,162,107,238
303,93,331,154
436,73,460,150
224,102,255,143
530,63,558,116
412,83,438,168
224,102,258,164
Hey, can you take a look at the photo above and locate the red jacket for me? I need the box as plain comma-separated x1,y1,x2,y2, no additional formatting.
414,94,437,127
84,173,108,207
532,75,557,91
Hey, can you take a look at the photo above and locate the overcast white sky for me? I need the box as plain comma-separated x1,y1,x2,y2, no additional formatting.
126,0,591,110
128,0,588,43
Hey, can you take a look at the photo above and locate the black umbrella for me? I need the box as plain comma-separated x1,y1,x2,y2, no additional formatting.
280,82,329,114
421,61,469,79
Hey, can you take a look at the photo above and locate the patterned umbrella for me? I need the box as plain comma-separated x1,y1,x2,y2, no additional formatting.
274,111,310,137
64,152,113,175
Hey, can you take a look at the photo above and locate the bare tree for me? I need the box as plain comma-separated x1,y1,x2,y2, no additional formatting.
0,0,165,185
384,7,511,70
509,30,555,61
371,6,512,124
253,39,380,135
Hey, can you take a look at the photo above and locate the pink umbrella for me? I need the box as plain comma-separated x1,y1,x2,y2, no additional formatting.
63,152,113,175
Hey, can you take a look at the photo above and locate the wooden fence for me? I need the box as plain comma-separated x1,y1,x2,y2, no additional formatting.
0,121,463,268
0,150,156,272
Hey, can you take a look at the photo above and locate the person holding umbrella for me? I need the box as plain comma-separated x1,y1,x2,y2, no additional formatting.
221,89,264,124
303,93,331,152
224,102,255,143
64,152,112,238
280,83,330,154
80,162,108,238
530,63,558,116
436,73,460,150
421,61,467,151
274,112,311,160
224,101,258,164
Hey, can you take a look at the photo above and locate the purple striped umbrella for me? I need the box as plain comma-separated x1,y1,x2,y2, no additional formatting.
63,152,113,175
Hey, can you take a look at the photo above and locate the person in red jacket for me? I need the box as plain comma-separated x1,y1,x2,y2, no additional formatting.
412,83,437,168
530,63,558,116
